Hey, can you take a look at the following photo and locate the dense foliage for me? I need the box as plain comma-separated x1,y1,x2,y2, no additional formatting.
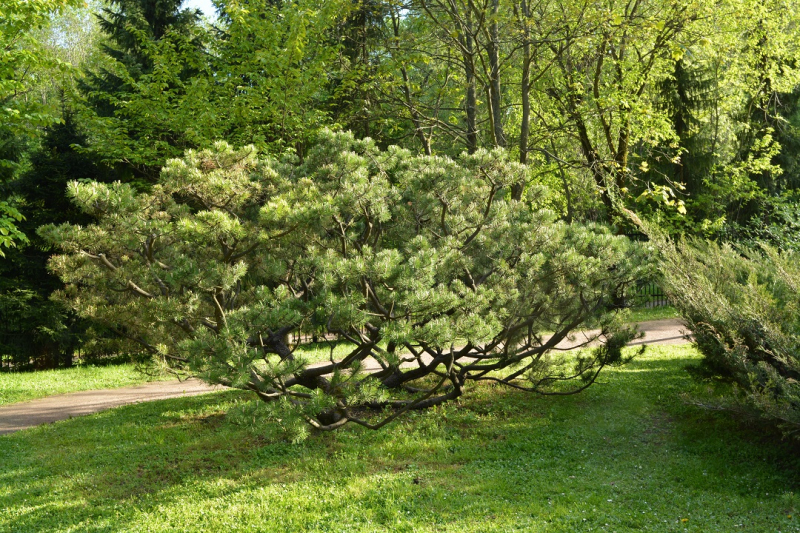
655,234,800,439
56,0,800,224
1,0,82,253
0,114,117,369
0,0,798,451
43,131,649,435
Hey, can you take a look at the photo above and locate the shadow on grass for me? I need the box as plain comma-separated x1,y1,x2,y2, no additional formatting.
1,348,799,532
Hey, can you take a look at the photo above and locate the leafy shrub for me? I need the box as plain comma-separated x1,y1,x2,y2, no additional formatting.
42,131,651,436
656,235,800,438
722,192,800,253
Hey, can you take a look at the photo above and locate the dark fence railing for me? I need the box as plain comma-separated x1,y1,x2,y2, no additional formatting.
0,331,67,372
619,232,669,308
622,279,669,308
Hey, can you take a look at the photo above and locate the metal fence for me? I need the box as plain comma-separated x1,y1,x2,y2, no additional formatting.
622,279,669,308
619,232,669,308
0,332,73,372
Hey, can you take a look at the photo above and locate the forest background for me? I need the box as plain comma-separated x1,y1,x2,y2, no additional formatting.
2,0,800,370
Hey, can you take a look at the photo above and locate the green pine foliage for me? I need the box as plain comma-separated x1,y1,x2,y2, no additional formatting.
655,234,800,438
43,131,651,436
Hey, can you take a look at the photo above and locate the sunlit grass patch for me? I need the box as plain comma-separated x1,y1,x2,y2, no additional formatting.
1,345,798,532
0,364,171,406
626,305,680,323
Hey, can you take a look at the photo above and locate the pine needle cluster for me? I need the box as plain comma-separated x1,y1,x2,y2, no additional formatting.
43,130,651,436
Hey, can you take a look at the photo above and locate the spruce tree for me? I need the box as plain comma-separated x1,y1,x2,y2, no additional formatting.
86,0,201,97
79,0,206,181
656,58,715,197
0,111,113,369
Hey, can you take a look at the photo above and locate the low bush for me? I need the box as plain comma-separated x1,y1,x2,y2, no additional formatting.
656,235,800,438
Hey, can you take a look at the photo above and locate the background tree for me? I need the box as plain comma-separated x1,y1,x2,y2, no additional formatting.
0,112,115,369
0,0,82,248
636,0,800,236
203,0,351,158
78,0,208,181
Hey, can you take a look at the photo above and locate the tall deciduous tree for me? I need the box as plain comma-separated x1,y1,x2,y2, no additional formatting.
359,0,709,214
1,0,81,253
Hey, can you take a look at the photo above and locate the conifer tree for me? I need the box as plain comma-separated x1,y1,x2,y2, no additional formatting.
0,111,112,368
86,0,201,97
44,131,650,437
656,58,715,196
79,0,207,181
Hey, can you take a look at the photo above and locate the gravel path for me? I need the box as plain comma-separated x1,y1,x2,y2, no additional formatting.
0,318,690,435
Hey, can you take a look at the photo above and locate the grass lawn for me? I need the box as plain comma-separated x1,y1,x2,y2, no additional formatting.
626,305,679,323
0,364,171,406
0,341,350,407
1,345,798,532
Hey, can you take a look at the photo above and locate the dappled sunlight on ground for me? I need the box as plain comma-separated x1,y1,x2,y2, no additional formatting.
1,345,798,532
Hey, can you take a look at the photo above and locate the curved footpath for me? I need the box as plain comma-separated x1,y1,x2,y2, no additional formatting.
0,318,690,435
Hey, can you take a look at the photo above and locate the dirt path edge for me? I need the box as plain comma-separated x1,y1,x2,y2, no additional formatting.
0,318,690,435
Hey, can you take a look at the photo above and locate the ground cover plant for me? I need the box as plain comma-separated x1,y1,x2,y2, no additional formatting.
43,131,650,436
0,364,171,406
1,344,798,532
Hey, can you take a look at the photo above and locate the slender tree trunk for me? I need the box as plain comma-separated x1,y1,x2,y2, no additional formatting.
572,109,614,213
519,0,530,164
512,0,531,200
464,3,478,153
402,66,433,155
391,8,432,155
549,138,574,223
488,0,505,149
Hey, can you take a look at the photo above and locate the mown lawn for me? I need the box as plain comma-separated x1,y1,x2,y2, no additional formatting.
1,345,798,532
626,305,679,323
0,364,172,406
0,342,354,407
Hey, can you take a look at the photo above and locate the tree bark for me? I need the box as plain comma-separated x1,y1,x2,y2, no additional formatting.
464,1,478,153
488,0,505,149
390,7,433,155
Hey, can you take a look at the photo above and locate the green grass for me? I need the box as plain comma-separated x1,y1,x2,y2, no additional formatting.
1,345,798,532
294,339,362,364
626,305,679,323
0,341,348,407
0,364,171,406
